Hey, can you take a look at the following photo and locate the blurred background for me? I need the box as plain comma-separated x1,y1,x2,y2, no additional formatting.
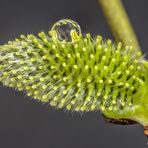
0,0,148,147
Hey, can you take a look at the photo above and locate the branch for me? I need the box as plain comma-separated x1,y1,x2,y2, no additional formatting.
98,0,141,52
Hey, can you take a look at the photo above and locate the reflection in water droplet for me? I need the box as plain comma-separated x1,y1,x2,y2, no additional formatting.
50,19,81,42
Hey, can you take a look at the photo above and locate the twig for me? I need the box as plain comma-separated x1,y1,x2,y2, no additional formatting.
98,0,141,52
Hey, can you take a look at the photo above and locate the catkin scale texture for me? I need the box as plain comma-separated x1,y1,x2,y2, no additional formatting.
0,29,146,116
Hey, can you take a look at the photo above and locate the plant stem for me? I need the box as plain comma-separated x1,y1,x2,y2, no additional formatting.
98,0,141,52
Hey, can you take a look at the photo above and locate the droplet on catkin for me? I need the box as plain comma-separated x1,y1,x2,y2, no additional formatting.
50,19,81,42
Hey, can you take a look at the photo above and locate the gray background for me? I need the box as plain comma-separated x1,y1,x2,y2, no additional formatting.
0,0,148,148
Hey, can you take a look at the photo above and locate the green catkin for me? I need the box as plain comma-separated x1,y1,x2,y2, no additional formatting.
0,19,148,126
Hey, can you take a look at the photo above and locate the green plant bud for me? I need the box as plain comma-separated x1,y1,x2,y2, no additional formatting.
0,19,148,126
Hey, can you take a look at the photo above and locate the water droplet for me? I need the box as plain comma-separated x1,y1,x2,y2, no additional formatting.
50,19,81,42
